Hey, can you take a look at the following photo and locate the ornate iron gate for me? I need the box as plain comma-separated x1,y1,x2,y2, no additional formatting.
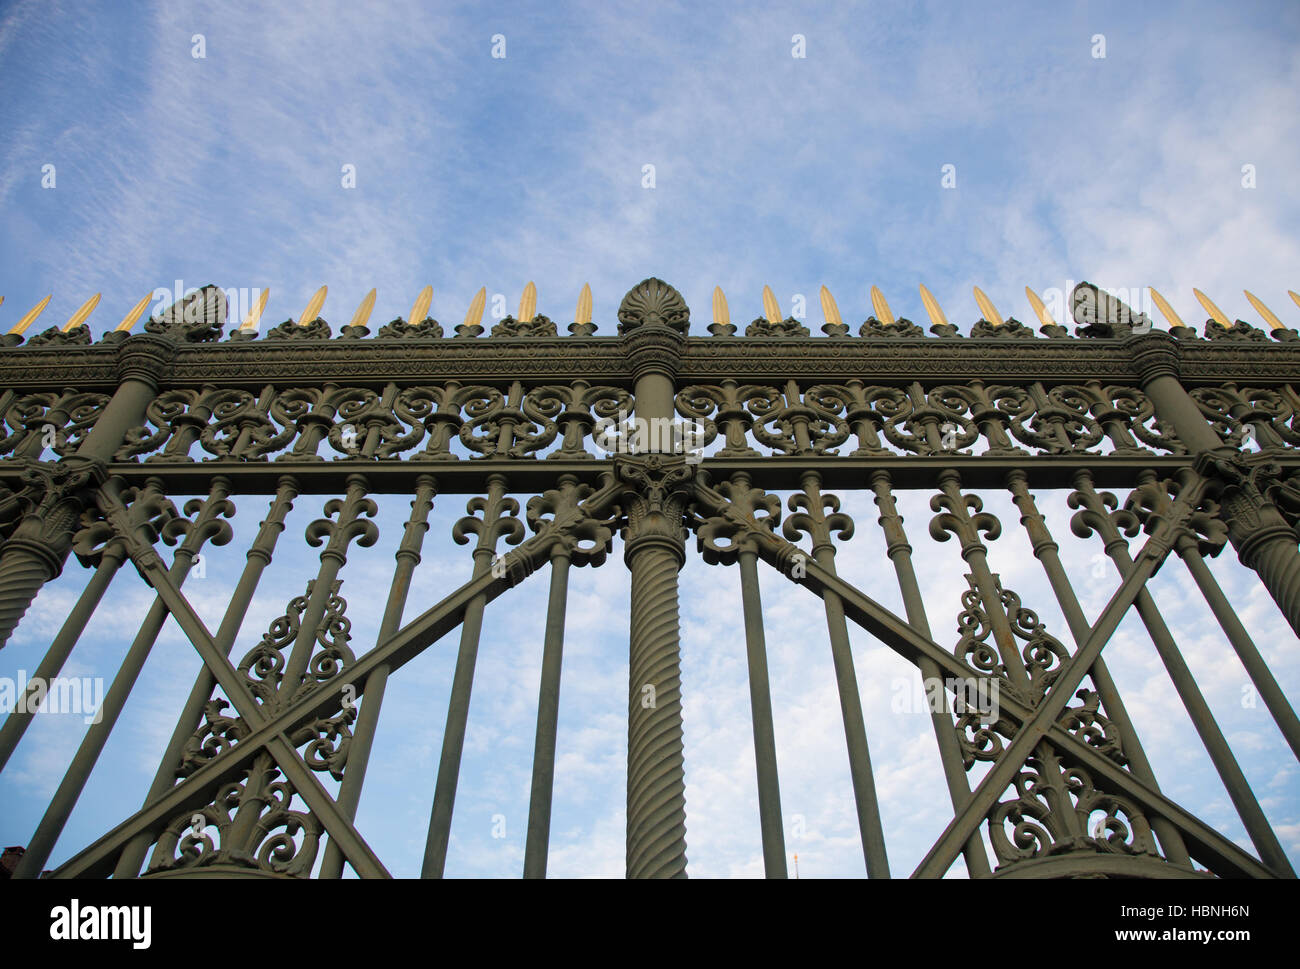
1,276,1297,878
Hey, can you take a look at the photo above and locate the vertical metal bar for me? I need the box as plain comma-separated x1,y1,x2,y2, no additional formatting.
0,545,127,772
1005,469,1192,866
1177,535,1300,760
935,470,1035,695
797,471,888,877
913,527,1191,877
12,476,226,878
523,549,572,878
422,474,510,878
281,474,372,693
870,470,992,877
1075,469,1294,876
218,750,277,861
114,477,298,878
737,545,788,877
319,475,436,878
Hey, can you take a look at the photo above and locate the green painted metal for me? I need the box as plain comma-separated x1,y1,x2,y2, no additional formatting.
0,278,1296,879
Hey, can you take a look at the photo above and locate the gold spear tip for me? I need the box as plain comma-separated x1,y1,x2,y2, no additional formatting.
298,285,327,326
518,281,537,323
1193,288,1231,327
1025,287,1056,328
574,283,592,326
463,287,487,328
240,287,270,330
919,284,949,328
712,286,730,326
409,284,433,325
819,285,842,327
761,285,781,323
870,285,895,326
8,294,51,335
973,286,1003,326
117,292,154,332
1148,287,1183,329
1290,290,1300,312
1243,290,1286,331
64,292,101,331
349,288,377,329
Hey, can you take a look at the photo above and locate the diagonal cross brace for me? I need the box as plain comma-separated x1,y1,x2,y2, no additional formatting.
51,508,565,878
710,479,1279,879
70,480,393,878
909,545,1173,877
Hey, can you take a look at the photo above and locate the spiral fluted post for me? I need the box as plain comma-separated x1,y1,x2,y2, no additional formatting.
626,538,688,878
0,334,171,648
618,277,692,878
1128,330,1300,636
0,540,61,649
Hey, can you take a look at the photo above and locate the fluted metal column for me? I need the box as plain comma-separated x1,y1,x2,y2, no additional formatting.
624,500,689,878
1128,332,1300,635
0,335,173,648
618,277,691,878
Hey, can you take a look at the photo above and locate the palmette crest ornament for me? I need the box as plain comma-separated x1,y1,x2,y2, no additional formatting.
617,277,690,335
141,285,228,342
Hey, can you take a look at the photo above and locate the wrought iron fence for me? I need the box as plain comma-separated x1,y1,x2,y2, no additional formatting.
1,276,1297,878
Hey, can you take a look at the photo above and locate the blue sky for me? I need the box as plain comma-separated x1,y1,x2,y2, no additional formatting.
0,0,1297,877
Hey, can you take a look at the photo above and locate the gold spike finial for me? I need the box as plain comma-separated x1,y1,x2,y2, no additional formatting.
819,286,841,327
1148,287,1184,329
712,286,730,326
761,285,781,323
1243,290,1285,331
1024,287,1056,328
409,284,432,326
297,285,327,326
349,288,377,329
117,293,154,332
1193,288,1232,328
972,286,1003,326
869,285,895,326
240,288,270,331
63,292,101,331
574,283,592,326
518,281,537,323
918,284,948,329
464,287,486,329
8,295,51,335
1290,290,1300,313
